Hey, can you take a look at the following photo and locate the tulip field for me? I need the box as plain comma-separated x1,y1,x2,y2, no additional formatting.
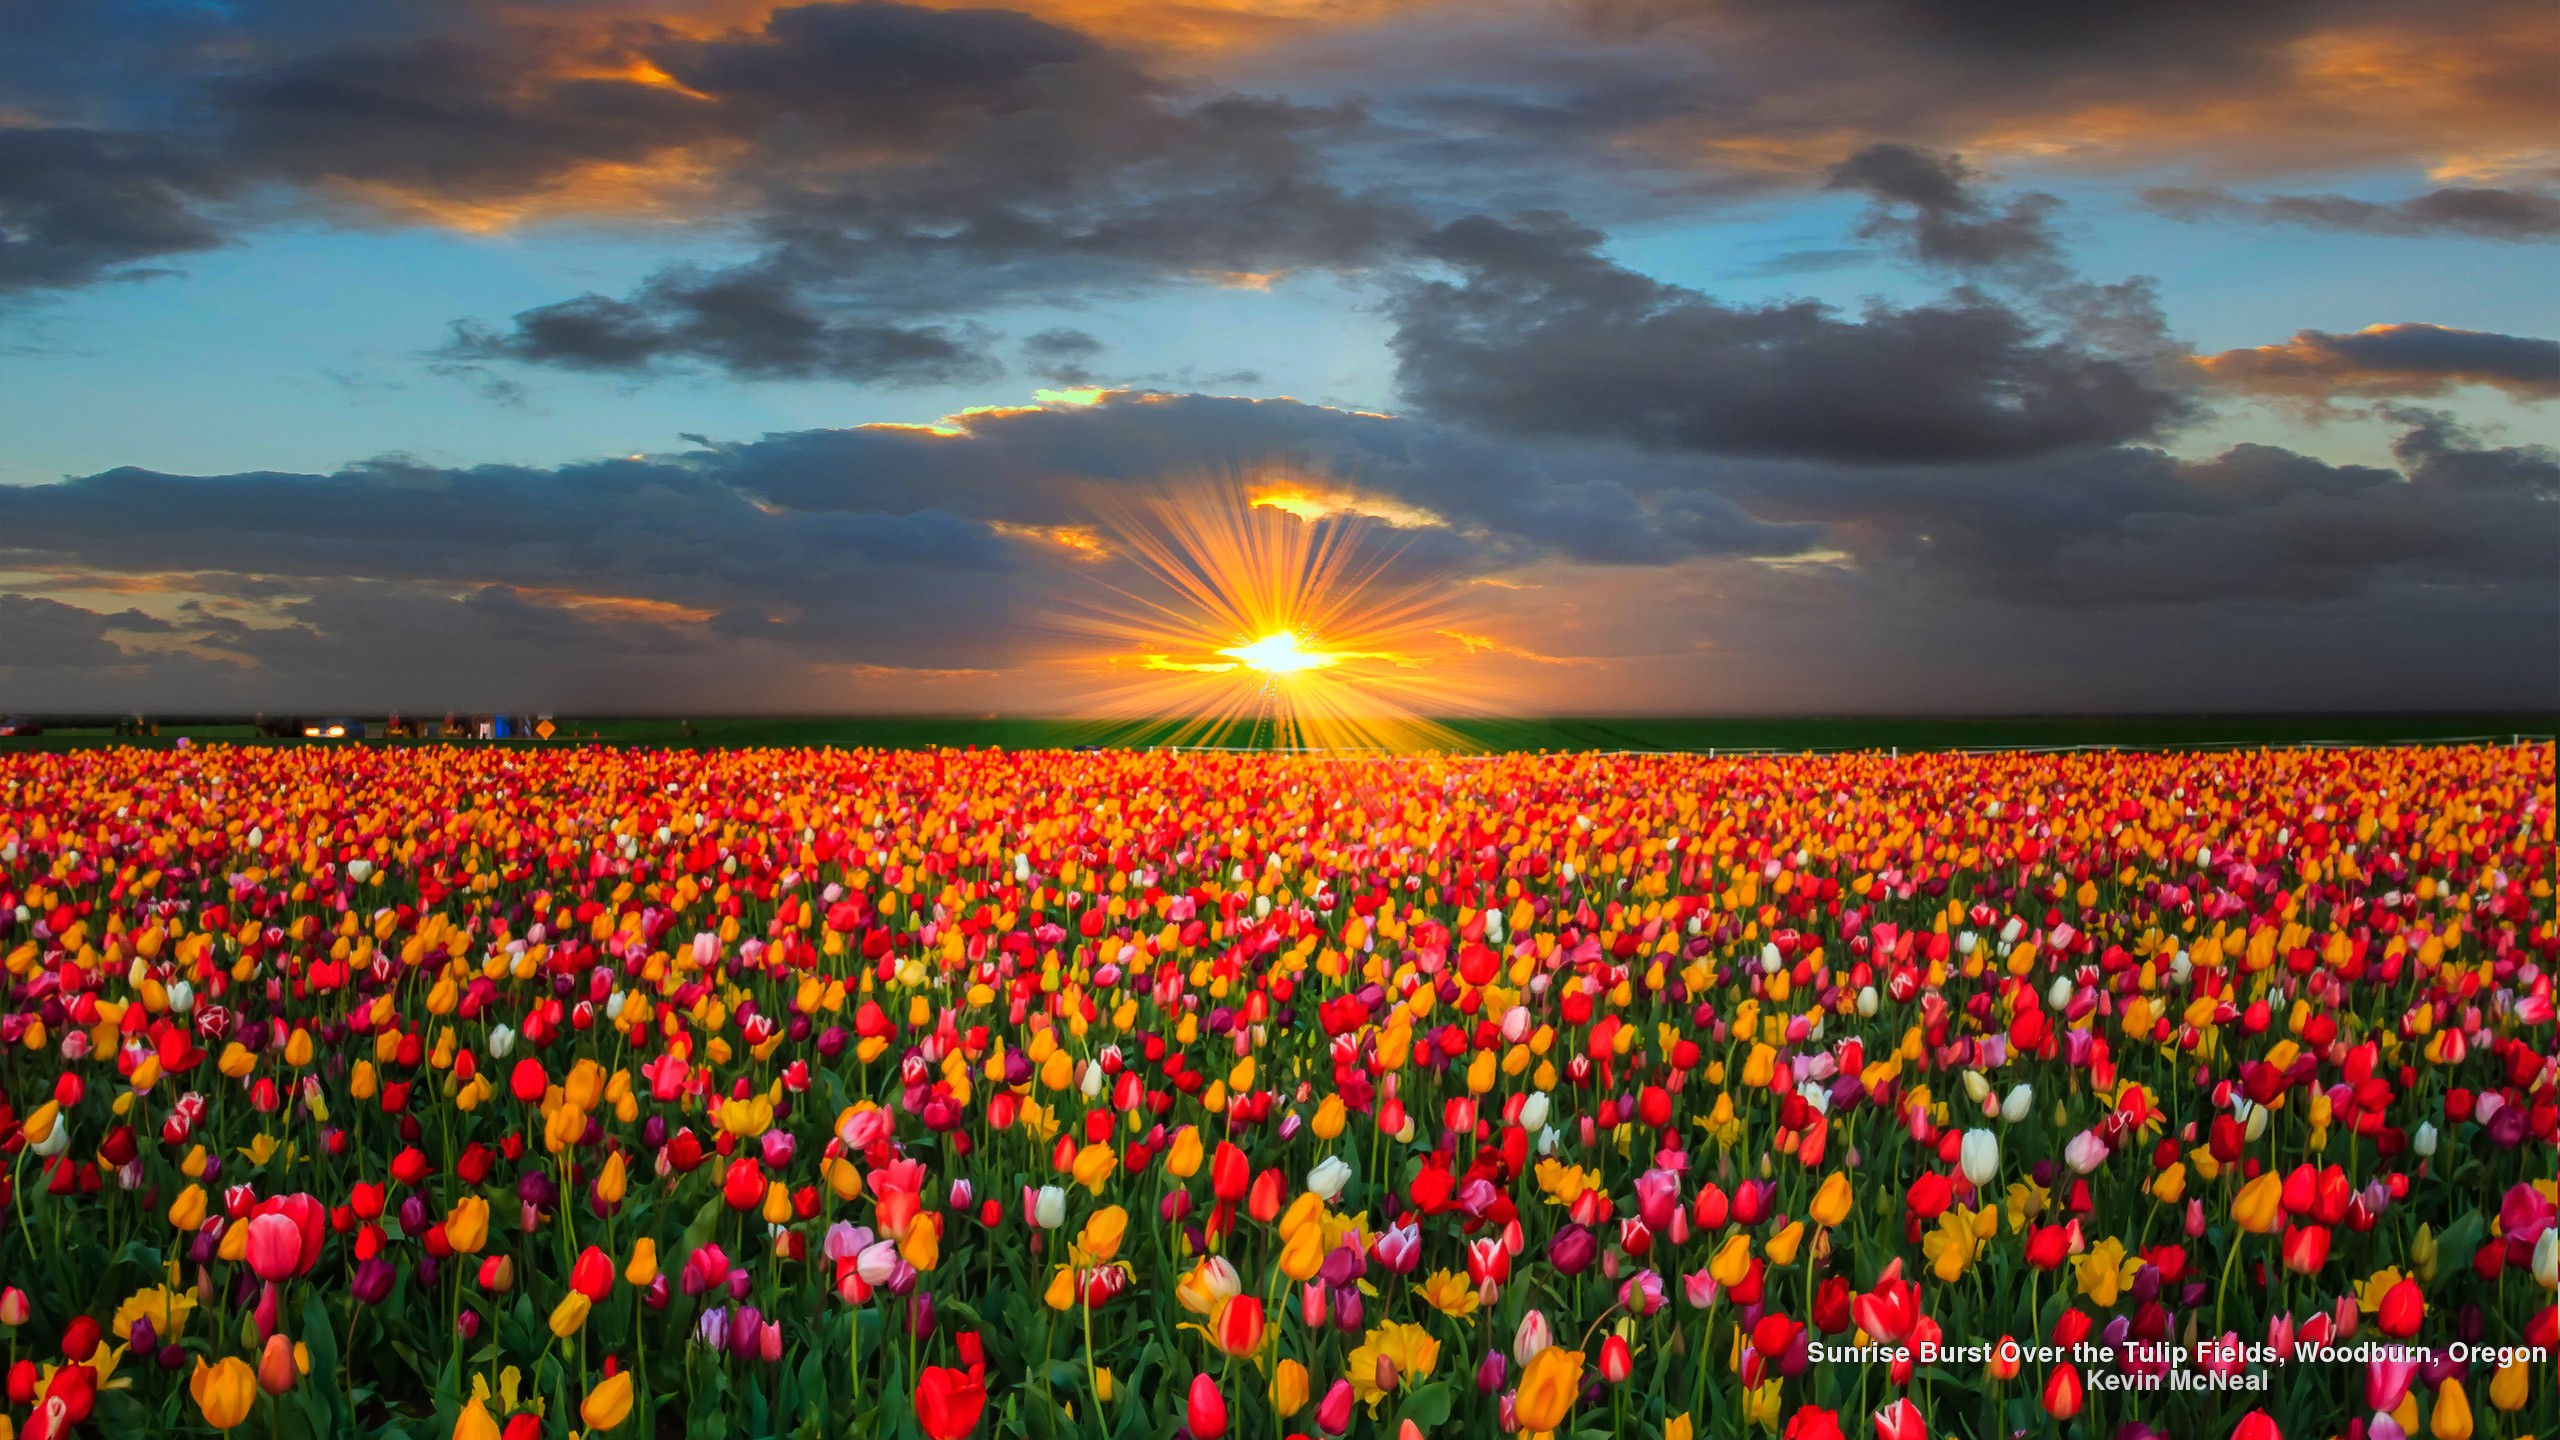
0,739,2552,1440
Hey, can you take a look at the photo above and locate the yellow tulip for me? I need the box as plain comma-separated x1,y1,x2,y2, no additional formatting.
1312,1096,1346,1140
1044,1265,1077,1311
595,1152,627,1206
2231,1173,2284,1235
1764,1220,1806,1266
1709,1233,1753,1287
624,1238,659,1287
1667,1415,1695,1440
1277,1218,1326,1281
190,1356,257,1430
581,1370,635,1431
1743,1380,1783,1433
2487,1359,2529,1413
761,1181,793,1225
168,1184,208,1232
2151,1163,2186,1204
900,1214,941,1271
2431,1377,2473,1440
1079,1206,1128,1263
1070,1142,1117,1194
1809,1172,1852,1227
548,1292,591,1338
444,1196,491,1255
453,1396,502,1440
1515,1346,1584,1434
1165,1128,1203,1179
1277,1192,1325,1241
1272,1358,1309,1418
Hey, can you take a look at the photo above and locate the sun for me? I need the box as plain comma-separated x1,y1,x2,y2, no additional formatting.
1035,469,1509,750
1219,631,1340,675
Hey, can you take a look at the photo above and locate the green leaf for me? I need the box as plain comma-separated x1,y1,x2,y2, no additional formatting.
2430,1210,2486,1281
679,1194,725,1257
1395,1380,1456,1432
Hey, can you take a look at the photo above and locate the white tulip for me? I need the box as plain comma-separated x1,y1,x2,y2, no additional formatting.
1307,1156,1354,1202
2047,975,2074,1010
1961,1071,1990,1103
1033,1185,1067,1230
347,859,373,882
1856,985,1878,1017
2413,1121,2438,1157
487,1024,516,1058
2533,1228,2557,1290
1519,1091,1551,1132
1080,1061,1104,1099
2000,1083,2034,1124
166,979,195,1015
1960,1129,2000,1187
1760,944,1783,975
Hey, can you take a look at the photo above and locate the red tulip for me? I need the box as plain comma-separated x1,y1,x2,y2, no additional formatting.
1209,1296,1266,1357
1314,1379,1355,1436
1599,1334,1633,1383
1786,1407,1846,1440
2041,1364,2083,1419
1852,1262,1920,1343
723,1157,765,1211
2231,1410,2281,1440
571,1245,615,1301
2375,1278,2423,1338
1210,1143,1249,1202
510,1058,549,1105
244,1212,307,1283
1873,1397,1927,1440
250,1193,327,1277
1187,1373,1229,1439
2280,1224,2330,1275
915,1365,987,1440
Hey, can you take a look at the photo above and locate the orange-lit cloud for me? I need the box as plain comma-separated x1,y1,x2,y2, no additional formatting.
2197,323,2560,406
495,586,718,623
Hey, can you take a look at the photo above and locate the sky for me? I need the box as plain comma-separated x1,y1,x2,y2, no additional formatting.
1,0,2555,717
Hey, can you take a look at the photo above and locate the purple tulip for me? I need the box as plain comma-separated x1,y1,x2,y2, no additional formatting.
352,1256,397,1305
1547,1224,1597,1277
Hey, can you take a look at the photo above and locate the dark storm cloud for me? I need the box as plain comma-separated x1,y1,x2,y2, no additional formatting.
0,595,167,669
2199,324,2560,404
1387,210,2193,464
0,390,2550,709
1021,329,1106,385
415,7,1414,378
1640,0,2327,63
448,263,1004,383
0,128,230,292
2142,186,2560,241
1825,143,2065,277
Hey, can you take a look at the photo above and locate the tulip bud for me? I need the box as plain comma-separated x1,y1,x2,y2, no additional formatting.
257,1334,297,1395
